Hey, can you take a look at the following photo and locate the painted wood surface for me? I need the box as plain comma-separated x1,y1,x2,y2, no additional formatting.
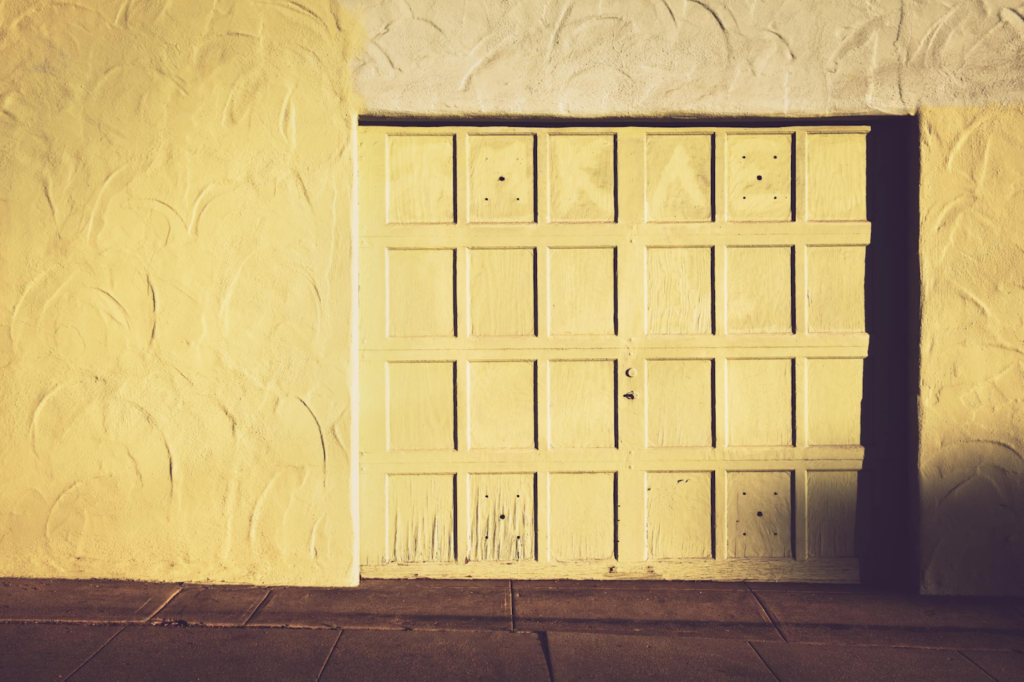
726,246,793,334
806,133,867,221
549,247,616,336
469,361,536,450
726,134,792,222
646,471,714,559
646,360,713,448
388,362,455,451
387,249,455,338
806,358,864,446
388,474,456,563
548,360,616,449
548,134,616,222
469,248,535,337
549,473,616,561
469,474,536,561
728,471,793,558
387,135,455,223
645,134,712,222
646,247,712,335
469,134,535,223
807,246,866,332
807,470,859,558
360,125,869,582
727,359,794,447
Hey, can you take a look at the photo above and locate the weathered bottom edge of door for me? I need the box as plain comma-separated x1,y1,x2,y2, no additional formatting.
361,558,859,583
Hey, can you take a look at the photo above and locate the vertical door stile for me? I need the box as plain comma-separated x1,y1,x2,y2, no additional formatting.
616,128,646,565
534,131,551,568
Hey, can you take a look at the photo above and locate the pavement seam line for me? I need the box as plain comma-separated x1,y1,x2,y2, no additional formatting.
144,585,183,622
509,580,516,632
957,650,1000,682
747,641,783,682
243,588,275,626
314,629,345,682
64,624,127,681
747,584,788,643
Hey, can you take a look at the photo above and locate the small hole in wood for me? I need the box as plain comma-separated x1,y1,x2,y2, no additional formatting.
742,196,746,200
757,511,763,517
774,492,778,495
757,175,763,181
742,492,747,495
774,532,778,536
517,535,521,540
485,197,489,201
743,532,747,536
499,514,506,520
499,176,505,181
773,155,777,159
742,155,746,159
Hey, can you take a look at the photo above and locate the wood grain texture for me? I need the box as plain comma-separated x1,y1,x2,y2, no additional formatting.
469,134,535,223
646,471,713,559
646,247,712,335
549,247,616,336
387,135,455,223
807,246,866,332
549,473,616,561
388,249,455,338
645,134,712,222
469,248,535,337
469,474,535,561
548,360,616,449
388,474,455,563
807,470,858,558
388,362,455,451
807,359,863,446
469,361,536,450
728,471,792,558
727,359,793,447
726,134,792,222
726,246,793,334
548,134,616,222
646,360,713,448
806,133,867,221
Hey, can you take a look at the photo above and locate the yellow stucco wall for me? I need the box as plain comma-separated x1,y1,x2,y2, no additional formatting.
919,106,1024,596
349,1,1024,117
0,0,362,586
1,0,1023,593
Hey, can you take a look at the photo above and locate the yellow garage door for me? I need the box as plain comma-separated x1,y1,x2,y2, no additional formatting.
358,125,869,582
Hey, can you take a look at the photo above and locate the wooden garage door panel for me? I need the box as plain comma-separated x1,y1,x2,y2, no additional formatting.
469,474,536,562
549,473,616,561
360,125,870,583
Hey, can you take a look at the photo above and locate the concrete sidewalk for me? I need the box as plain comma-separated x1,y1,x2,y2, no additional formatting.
1,579,1022,681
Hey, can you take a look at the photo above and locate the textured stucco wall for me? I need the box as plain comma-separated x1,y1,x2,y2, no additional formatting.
919,107,1024,596
0,0,362,586
348,0,1024,117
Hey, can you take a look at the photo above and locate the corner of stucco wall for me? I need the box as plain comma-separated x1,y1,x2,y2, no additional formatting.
0,0,365,587
918,105,1024,596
